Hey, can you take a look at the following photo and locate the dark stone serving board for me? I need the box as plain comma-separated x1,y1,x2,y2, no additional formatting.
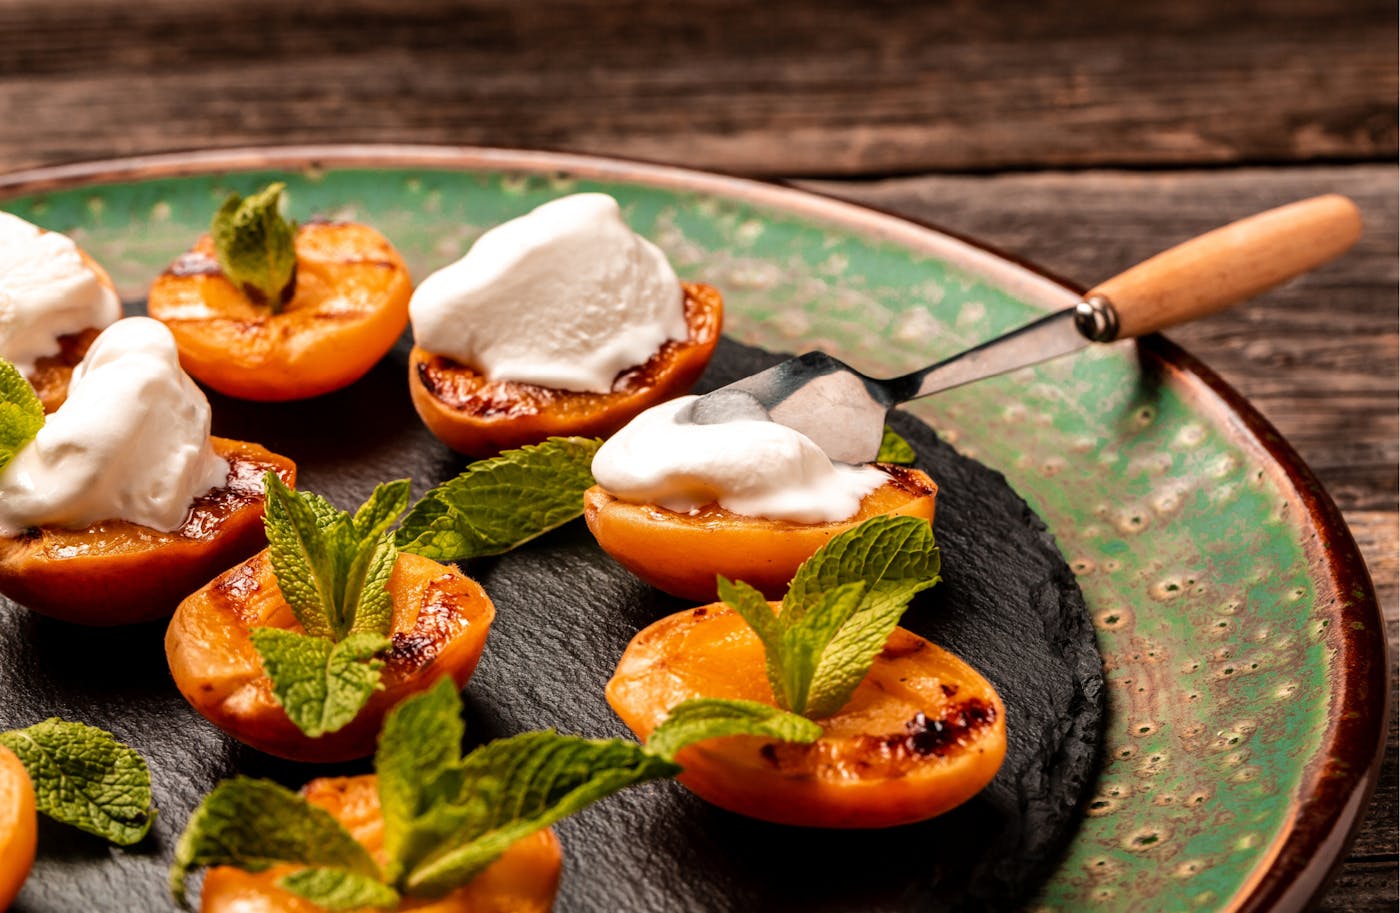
0,329,1104,913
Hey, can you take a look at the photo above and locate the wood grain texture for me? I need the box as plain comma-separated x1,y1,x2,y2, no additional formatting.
0,0,1394,176
804,164,1398,910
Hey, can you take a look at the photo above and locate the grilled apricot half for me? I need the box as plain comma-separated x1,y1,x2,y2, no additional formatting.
409,282,722,457
166,550,494,762
584,464,936,602
610,603,1004,828
0,744,37,911
147,222,412,401
0,438,293,625
199,775,561,913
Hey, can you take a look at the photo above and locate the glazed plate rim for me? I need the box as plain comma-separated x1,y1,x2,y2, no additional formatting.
0,143,1387,913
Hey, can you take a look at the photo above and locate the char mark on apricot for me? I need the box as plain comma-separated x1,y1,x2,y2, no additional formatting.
892,701,997,759
881,464,936,496
879,638,927,660
383,576,468,677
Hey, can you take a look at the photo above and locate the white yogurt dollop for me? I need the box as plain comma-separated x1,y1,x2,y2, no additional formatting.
0,212,121,373
0,317,229,536
410,193,687,393
592,396,889,524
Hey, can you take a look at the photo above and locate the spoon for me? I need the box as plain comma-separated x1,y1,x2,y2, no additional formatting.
688,194,1362,464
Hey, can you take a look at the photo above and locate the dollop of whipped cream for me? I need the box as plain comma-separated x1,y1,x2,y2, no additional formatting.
0,212,121,373
0,317,229,536
410,193,687,393
592,396,889,524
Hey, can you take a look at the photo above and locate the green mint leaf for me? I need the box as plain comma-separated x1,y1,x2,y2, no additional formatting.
775,582,866,715
170,777,380,905
263,474,407,643
211,182,297,310
353,479,412,541
644,698,822,761
396,437,601,561
877,425,917,465
716,575,787,707
402,732,679,897
783,515,940,625
263,472,337,638
375,678,465,884
346,532,398,636
787,515,940,717
0,719,153,845
249,628,389,738
278,867,400,911
721,515,940,719
0,358,44,473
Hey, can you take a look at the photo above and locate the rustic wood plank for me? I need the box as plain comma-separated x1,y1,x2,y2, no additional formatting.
806,164,1398,910
0,0,1393,176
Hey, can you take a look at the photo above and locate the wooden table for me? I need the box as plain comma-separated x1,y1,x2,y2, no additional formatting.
1,1,1394,909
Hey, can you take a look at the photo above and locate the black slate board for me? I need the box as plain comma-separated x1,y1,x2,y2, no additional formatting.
0,330,1104,913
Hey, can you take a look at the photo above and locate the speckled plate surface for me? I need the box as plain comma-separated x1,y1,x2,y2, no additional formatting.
0,146,1387,913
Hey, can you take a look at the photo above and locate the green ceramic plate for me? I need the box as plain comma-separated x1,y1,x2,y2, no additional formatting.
0,146,1386,913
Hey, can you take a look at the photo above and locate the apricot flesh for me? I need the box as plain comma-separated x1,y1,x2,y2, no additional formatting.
0,437,294,625
147,222,412,401
584,465,936,602
0,744,37,911
199,774,561,913
608,603,1006,828
409,282,722,457
166,550,495,762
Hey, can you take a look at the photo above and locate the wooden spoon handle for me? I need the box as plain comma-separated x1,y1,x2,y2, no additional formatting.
1087,194,1362,339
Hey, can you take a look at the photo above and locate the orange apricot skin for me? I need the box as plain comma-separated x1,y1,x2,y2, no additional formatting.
408,282,722,457
584,465,936,602
0,438,294,626
147,222,412,401
0,745,37,911
200,775,561,913
608,604,1006,829
166,550,494,762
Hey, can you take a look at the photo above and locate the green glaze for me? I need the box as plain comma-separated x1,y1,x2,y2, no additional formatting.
2,163,1339,911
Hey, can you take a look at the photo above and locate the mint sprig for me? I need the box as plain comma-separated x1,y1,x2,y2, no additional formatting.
877,425,917,465
211,182,298,310
0,358,44,472
0,719,154,845
719,514,941,719
396,437,601,561
171,678,696,907
254,475,410,738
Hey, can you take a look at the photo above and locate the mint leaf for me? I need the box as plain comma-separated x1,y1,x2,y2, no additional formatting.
375,677,464,884
263,472,337,638
0,719,153,846
644,698,821,761
402,732,678,897
784,514,940,626
211,182,297,310
0,358,44,472
877,425,917,465
278,868,400,911
346,533,398,635
720,515,940,719
775,582,866,715
397,437,601,560
249,628,389,738
353,479,412,541
170,777,380,904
